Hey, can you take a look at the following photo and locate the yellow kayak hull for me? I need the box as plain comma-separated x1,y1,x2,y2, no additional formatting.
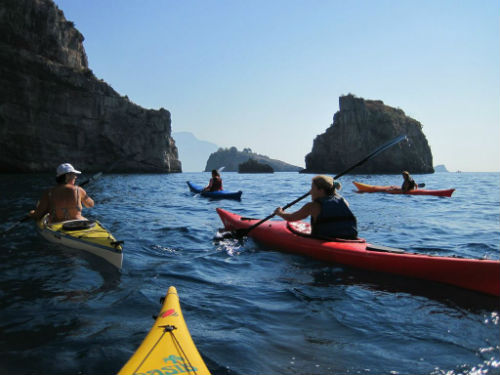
118,286,211,375
36,215,123,268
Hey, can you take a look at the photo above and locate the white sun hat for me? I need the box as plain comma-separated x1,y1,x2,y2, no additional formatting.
56,163,82,177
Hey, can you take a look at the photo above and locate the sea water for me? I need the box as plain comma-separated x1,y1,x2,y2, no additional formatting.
0,172,498,374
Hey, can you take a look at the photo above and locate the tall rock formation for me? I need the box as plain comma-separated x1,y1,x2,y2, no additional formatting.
0,0,181,173
304,95,434,174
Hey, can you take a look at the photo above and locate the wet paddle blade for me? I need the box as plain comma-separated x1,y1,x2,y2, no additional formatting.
79,172,103,187
214,228,248,240
1,215,31,236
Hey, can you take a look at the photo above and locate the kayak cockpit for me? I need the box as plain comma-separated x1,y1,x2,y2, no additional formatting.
287,221,366,243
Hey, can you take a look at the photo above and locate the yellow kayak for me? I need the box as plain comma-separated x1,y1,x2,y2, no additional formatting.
118,286,211,375
36,214,123,268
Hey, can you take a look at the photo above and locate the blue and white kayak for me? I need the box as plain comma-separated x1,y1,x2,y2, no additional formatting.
186,181,242,200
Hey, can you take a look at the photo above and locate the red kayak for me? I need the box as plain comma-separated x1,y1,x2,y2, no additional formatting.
353,181,455,197
216,208,499,296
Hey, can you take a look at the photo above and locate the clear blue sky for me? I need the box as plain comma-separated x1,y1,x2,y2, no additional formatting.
54,0,499,172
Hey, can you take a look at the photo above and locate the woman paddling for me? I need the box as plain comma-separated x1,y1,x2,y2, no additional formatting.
203,169,223,192
274,175,358,240
28,163,95,223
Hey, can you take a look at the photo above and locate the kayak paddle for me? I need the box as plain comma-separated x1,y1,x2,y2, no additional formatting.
216,134,408,240
78,171,103,188
0,215,32,236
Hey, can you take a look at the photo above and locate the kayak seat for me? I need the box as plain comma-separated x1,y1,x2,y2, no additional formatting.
241,217,257,221
366,244,406,254
287,221,365,243
62,220,96,231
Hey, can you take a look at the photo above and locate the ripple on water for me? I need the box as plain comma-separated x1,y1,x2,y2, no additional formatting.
0,172,498,374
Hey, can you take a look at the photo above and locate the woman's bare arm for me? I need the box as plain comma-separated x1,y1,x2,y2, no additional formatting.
274,202,315,222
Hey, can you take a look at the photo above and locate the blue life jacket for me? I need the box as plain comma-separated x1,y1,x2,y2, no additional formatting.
312,195,358,239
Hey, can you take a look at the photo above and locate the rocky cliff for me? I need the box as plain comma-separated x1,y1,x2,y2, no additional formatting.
238,158,274,173
0,0,181,173
205,147,302,172
304,95,433,174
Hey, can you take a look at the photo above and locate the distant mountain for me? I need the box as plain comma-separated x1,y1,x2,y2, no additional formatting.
173,132,218,172
434,164,449,172
205,147,302,172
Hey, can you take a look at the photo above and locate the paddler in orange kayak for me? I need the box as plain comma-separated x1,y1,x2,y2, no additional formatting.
274,175,358,240
401,170,418,192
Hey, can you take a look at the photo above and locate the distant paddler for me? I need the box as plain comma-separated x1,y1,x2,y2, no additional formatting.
203,169,223,192
28,163,95,223
401,170,418,192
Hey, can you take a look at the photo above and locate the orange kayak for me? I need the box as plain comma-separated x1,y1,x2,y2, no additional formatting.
353,182,455,197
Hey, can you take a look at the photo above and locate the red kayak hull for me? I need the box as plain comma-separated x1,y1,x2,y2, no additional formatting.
353,181,455,197
216,208,499,296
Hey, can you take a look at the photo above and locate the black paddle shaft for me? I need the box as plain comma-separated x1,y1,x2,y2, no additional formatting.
236,134,408,237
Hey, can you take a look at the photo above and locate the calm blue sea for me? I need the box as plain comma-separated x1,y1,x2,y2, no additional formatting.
0,172,499,375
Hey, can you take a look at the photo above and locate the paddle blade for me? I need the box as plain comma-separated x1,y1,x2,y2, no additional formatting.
214,228,248,241
1,215,31,236
333,134,408,180
79,172,103,187
1,223,19,236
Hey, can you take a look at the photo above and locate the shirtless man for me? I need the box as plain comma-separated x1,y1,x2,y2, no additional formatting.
29,163,94,223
